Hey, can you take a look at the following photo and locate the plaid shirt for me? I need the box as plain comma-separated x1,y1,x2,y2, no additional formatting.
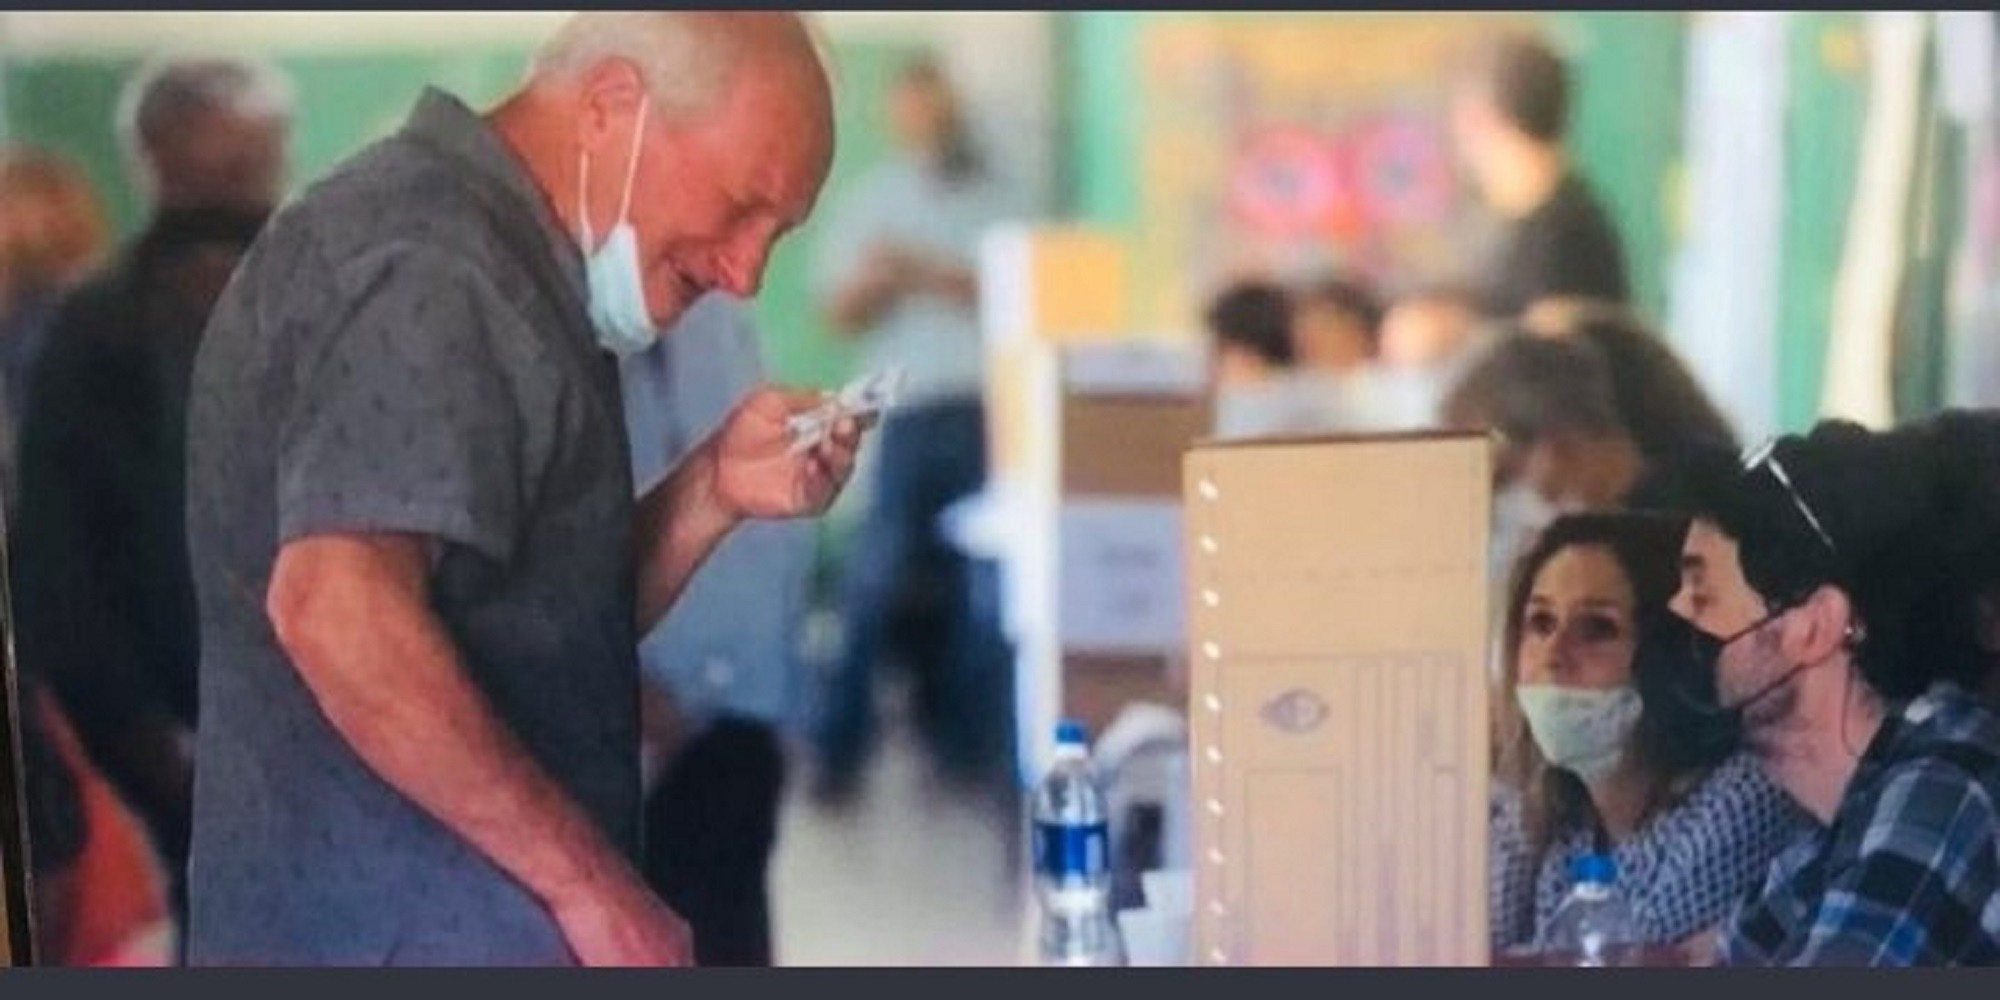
1719,684,2000,966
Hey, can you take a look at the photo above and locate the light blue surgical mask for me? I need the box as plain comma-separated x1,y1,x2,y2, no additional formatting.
577,95,659,358
1513,683,1642,784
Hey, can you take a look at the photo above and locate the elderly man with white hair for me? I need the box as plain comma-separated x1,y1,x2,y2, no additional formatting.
179,13,854,965
11,52,293,945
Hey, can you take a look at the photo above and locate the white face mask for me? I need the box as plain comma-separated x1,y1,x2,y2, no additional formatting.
1513,683,1642,783
577,94,660,358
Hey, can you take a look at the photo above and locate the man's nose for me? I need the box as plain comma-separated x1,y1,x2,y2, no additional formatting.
1668,583,1695,623
716,239,773,298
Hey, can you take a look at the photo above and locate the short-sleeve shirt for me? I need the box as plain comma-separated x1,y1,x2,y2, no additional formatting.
184,88,640,966
1480,171,1631,319
1489,752,1808,953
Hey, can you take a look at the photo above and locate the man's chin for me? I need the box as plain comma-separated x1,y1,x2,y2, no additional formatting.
649,286,710,332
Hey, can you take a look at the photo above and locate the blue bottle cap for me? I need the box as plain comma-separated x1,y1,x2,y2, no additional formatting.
1055,719,1088,746
1569,853,1618,885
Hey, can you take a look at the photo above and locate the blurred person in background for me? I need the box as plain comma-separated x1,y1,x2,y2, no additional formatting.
1670,424,2000,964
1490,512,1802,963
1207,279,1295,389
621,293,813,967
1203,278,1327,439
0,145,173,967
1440,328,1716,674
0,148,108,505
1443,331,1701,520
12,54,294,937
1289,273,1383,378
1448,32,1629,319
1370,282,1490,428
1283,273,1420,433
1521,298,1740,476
811,53,1021,799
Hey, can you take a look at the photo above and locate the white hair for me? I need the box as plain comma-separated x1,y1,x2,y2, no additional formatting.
530,12,827,122
115,54,294,174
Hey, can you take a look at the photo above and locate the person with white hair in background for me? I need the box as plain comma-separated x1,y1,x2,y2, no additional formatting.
178,13,858,966
11,53,294,947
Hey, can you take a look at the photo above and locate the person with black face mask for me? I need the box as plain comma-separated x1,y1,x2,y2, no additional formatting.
1668,424,2000,966
10,55,294,939
1489,512,1802,963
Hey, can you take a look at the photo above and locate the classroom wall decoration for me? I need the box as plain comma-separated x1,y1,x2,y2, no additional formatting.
1129,13,1531,333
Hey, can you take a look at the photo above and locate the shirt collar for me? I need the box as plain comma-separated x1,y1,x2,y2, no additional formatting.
399,87,586,296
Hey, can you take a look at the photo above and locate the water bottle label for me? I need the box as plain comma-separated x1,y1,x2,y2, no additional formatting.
1034,820,1110,880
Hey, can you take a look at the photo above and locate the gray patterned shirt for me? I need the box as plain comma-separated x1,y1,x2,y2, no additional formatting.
185,89,638,965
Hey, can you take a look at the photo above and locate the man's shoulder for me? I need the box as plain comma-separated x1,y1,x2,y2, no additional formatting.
1850,693,2000,854
276,132,514,279
1899,685,2000,776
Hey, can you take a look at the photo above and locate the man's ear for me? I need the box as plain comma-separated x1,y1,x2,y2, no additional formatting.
1781,585,1857,668
574,57,650,155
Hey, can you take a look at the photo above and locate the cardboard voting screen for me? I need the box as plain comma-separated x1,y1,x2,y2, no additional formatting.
1184,432,1491,967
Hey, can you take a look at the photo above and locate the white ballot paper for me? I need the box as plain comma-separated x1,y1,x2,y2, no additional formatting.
787,366,906,453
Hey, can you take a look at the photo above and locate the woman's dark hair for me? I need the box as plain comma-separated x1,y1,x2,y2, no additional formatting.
1441,327,1621,445
1204,281,1295,369
1496,511,1736,853
1560,304,1739,465
1676,419,1988,701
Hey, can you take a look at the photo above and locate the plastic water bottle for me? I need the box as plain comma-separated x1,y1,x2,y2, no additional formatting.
1541,854,1641,967
1032,720,1125,966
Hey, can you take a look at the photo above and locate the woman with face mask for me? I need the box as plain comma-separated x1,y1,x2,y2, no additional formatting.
1489,512,1806,961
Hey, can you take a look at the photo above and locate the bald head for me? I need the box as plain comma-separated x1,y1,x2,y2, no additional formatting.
532,13,829,125
495,11,835,335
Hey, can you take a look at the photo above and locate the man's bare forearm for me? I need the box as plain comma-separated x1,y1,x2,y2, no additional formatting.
268,534,639,915
632,442,741,633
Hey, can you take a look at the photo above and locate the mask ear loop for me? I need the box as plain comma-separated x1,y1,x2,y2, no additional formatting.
576,145,596,250
614,93,649,227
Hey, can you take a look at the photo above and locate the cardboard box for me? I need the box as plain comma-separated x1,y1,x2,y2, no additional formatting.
1183,431,1492,966
978,225,1131,351
977,225,1215,782
987,344,1210,781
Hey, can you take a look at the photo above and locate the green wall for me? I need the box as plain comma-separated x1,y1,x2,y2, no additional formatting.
1776,14,1868,432
1549,12,1687,323
4,15,1884,426
5,52,531,241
